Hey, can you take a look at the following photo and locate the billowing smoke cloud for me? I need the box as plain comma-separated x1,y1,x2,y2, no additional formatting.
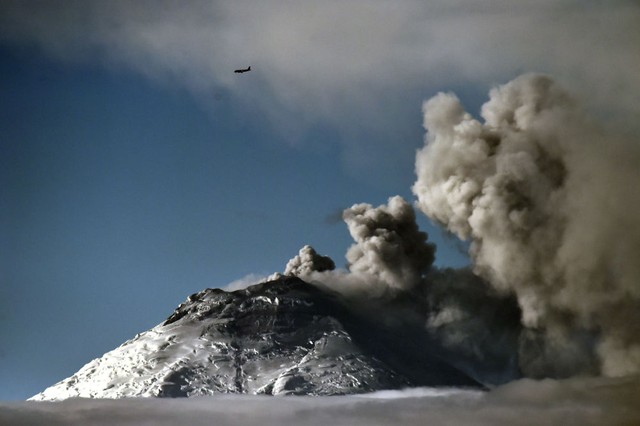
413,74,640,376
269,74,638,382
281,199,524,384
288,196,435,296
423,267,522,384
342,196,435,290
284,245,335,277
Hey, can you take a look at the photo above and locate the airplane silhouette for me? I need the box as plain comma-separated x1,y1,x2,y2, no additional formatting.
234,66,251,74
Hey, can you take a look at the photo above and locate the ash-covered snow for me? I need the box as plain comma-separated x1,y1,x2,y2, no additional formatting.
31,277,478,400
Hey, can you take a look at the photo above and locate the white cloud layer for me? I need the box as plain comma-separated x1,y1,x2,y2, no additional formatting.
2,376,639,425
1,1,638,165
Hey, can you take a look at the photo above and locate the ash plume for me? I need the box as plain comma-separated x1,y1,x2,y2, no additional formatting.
342,196,435,291
284,245,335,277
423,267,522,384
413,74,640,376
286,196,435,298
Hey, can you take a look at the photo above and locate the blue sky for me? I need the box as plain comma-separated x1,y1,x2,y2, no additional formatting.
0,34,474,401
0,44,466,399
1,1,638,400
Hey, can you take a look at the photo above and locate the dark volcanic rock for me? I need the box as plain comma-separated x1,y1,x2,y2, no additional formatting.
32,277,480,400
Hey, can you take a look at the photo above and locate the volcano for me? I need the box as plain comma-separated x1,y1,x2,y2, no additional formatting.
31,276,480,400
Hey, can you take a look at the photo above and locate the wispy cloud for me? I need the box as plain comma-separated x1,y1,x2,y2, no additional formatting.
1,1,638,160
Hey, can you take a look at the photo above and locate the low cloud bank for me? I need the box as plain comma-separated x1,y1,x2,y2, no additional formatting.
3,376,639,425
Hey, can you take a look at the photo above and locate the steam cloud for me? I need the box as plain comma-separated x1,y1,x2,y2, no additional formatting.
413,74,640,376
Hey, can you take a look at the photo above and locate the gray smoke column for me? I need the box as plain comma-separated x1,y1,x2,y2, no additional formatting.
290,196,436,296
413,74,640,376
342,196,435,290
284,245,335,277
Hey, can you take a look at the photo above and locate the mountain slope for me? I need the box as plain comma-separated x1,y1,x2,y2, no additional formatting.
31,277,480,400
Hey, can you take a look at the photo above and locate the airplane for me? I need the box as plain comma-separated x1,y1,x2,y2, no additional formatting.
234,66,251,74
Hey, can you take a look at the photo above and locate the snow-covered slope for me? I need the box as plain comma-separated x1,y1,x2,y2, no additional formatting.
31,277,479,400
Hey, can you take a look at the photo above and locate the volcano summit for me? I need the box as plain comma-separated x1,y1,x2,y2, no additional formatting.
32,277,479,400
